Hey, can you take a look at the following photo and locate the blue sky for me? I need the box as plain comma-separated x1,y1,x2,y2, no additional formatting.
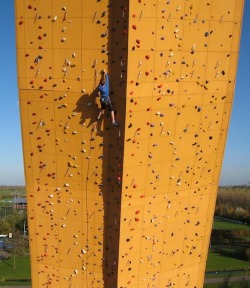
0,2,249,186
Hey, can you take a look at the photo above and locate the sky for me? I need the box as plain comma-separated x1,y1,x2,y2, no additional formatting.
0,2,249,186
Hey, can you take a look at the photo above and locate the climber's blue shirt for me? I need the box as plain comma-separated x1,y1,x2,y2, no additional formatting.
98,74,109,98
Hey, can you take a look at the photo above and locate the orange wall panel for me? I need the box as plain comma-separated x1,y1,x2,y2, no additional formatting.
16,0,244,287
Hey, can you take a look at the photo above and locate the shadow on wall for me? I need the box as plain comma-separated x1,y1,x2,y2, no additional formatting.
75,87,99,128
73,2,129,286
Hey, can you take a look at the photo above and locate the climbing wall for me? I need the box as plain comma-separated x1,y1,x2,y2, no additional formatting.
15,0,244,287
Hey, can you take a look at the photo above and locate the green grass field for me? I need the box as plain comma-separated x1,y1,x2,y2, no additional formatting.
213,218,249,230
0,255,30,281
204,282,250,288
0,187,25,197
206,244,250,272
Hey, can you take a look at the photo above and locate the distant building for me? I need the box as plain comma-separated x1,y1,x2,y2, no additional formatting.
13,197,27,210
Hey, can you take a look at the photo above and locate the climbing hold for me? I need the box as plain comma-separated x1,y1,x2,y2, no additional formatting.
34,55,43,64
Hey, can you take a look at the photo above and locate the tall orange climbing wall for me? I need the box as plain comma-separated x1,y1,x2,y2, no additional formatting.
15,0,244,287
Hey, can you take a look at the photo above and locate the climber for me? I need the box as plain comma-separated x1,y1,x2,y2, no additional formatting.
97,69,119,126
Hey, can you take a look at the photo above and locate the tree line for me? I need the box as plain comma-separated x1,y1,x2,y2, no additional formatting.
0,210,29,259
215,186,250,224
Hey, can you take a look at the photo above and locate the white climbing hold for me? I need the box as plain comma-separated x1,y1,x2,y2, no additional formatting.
52,16,57,22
